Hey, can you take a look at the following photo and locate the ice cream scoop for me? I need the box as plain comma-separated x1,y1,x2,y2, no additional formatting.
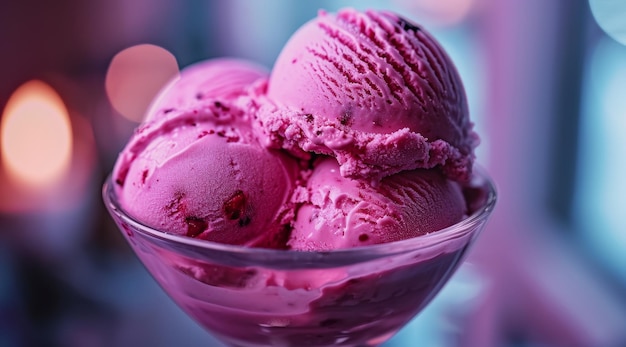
113,102,300,247
263,8,477,182
289,157,466,250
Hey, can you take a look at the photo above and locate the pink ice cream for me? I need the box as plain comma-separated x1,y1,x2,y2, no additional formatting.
113,101,299,248
290,158,466,251
262,8,477,183
112,7,476,250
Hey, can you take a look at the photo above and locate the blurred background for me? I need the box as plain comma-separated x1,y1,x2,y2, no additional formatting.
1,0,625,346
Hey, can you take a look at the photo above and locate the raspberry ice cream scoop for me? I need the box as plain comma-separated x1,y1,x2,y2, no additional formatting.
113,103,300,247
113,58,299,247
289,157,466,250
263,8,477,182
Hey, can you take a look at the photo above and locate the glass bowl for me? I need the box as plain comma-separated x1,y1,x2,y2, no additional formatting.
103,168,496,347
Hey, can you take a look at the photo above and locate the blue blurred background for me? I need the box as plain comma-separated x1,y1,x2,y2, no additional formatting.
1,0,625,346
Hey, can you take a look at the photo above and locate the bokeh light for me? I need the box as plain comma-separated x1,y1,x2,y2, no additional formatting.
105,44,179,123
575,36,626,286
391,0,478,27
1,80,73,188
589,0,626,45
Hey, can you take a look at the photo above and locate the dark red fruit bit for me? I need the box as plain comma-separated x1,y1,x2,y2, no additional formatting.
163,108,174,114
226,136,240,143
195,92,203,100
198,130,209,139
339,111,352,126
183,118,196,127
214,101,230,111
165,192,185,216
185,216,208,237
238,215,251,227
141,170,149,184
224,190,247,220
398,17,421,32
115,167,129,186
358,234,369,242
304,113,314,122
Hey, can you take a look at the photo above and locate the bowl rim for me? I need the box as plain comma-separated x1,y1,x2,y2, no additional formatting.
102,166,496,261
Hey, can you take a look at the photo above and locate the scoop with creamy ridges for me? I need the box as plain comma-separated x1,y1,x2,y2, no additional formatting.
290,157,466,251
262,8,477,183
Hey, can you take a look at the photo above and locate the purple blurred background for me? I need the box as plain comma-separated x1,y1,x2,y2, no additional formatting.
1,0,625,346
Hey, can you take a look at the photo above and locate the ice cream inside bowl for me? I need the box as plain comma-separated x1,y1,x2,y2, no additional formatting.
103,167,495,347
290,157,467,251
112,105,301,247
104,6,496,347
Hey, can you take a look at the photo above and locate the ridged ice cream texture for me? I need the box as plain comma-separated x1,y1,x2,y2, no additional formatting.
264,8,477,182
289,158,466,250
112,8,476,250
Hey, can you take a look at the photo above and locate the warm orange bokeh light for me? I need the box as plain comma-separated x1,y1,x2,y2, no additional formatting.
1,80,73,188
105,44,179,123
